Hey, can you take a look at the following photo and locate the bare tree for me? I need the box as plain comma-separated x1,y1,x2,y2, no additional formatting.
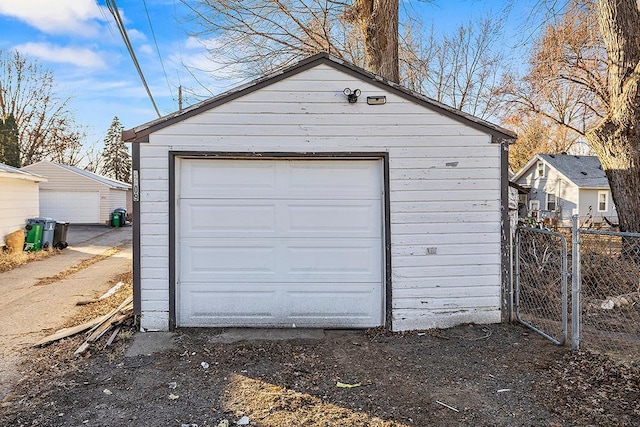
0,50,85,167
500,1,606,142
402,15,508,120
181,0,364,82
83,139,105,174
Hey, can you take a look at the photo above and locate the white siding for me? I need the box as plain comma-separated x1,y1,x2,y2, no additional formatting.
0,178,40,246
579,188,618,225
109,189,128,211
138,63,502,331
23,162,114,224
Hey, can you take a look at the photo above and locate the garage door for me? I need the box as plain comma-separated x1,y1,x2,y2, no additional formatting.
40,191,100,224
177,158,384,328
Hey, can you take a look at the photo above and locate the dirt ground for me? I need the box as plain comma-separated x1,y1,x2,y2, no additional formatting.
2,321,639,427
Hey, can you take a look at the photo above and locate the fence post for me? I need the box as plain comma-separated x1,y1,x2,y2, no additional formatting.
571,214,581,350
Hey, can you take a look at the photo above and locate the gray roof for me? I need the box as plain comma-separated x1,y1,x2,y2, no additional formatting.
0,162,47,182
56,163,131,190
539,154,609,188
123,53,517,143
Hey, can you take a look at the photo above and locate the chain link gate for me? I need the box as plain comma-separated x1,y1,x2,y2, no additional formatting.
514,226,568,345
572,216,640,360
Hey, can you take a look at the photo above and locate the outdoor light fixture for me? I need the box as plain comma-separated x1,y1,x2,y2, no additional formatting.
343,88,361,103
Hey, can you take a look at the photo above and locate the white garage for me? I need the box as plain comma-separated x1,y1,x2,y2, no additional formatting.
21,160,131,225
177,158,384,327
125,53,516,332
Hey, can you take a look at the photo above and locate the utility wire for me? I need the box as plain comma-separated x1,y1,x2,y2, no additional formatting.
105,0,161,118
142,0,175,103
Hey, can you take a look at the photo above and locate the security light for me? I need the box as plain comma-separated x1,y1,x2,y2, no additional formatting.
343,88,361,103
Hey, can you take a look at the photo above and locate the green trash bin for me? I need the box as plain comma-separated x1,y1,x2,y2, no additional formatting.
24,223,43,251
111,211,121,228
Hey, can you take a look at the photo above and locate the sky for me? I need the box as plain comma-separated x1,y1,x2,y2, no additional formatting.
0,0,541,152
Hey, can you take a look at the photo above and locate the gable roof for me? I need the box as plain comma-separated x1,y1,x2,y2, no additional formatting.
0,162,47,182
513,154,610,189
23,161,131,190
123,53,517,144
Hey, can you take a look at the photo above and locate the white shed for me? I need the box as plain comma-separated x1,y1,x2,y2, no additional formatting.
0,163,47,247
124,54,516,332
21,161,132,225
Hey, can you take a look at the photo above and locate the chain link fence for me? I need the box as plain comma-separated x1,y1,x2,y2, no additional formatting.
514,227,568,345
515,218,640,363
574,227,640,362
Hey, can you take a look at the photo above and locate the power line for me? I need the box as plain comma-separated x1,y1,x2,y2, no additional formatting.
142,0,175,103
105,0,161,118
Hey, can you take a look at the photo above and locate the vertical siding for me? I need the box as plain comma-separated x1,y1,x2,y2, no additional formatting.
138,64,503,331
0,178,40,246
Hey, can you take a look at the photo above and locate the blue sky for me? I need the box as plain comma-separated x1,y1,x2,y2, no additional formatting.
0,0,540,149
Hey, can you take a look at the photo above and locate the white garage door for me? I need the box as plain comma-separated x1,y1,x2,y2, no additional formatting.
177,158,384,328
40,191,100,224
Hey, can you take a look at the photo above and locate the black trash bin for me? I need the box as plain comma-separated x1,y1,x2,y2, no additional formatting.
114,207,127,226
53,221,69,249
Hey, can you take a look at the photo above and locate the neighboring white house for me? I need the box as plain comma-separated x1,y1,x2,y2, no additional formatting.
123,53,516,332
512,154,617,227
21,161,132,225
0,162,47,247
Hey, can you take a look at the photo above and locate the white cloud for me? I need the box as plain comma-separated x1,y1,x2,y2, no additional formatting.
139,44,153,56
14,42,106,69
0,0,107,36
127,28,147,42
184,36,223,50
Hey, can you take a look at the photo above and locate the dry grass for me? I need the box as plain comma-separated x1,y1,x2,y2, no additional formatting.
61,270,133,329
0,248,58,273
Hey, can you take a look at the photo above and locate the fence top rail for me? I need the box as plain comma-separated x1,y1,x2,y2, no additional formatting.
578,229,640,238
516,225,567,240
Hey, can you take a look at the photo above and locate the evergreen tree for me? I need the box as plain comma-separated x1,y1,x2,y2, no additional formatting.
0,114,21,167
101,116,131,183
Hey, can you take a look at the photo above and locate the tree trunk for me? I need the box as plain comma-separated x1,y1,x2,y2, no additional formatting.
350,0,399,82
586,0,640,232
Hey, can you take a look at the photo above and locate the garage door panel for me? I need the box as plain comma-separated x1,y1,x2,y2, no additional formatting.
287,284,383,320
286,202,381,236
181,201,277,235
285,242,381,278
180,240,278,278
286,162,381,199
179,285,279,326
181,160,277,197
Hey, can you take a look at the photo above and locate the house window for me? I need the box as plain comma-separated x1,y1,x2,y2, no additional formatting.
537,161,545,178
529,200,540,213
546,193,556,211
598,191,608,212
